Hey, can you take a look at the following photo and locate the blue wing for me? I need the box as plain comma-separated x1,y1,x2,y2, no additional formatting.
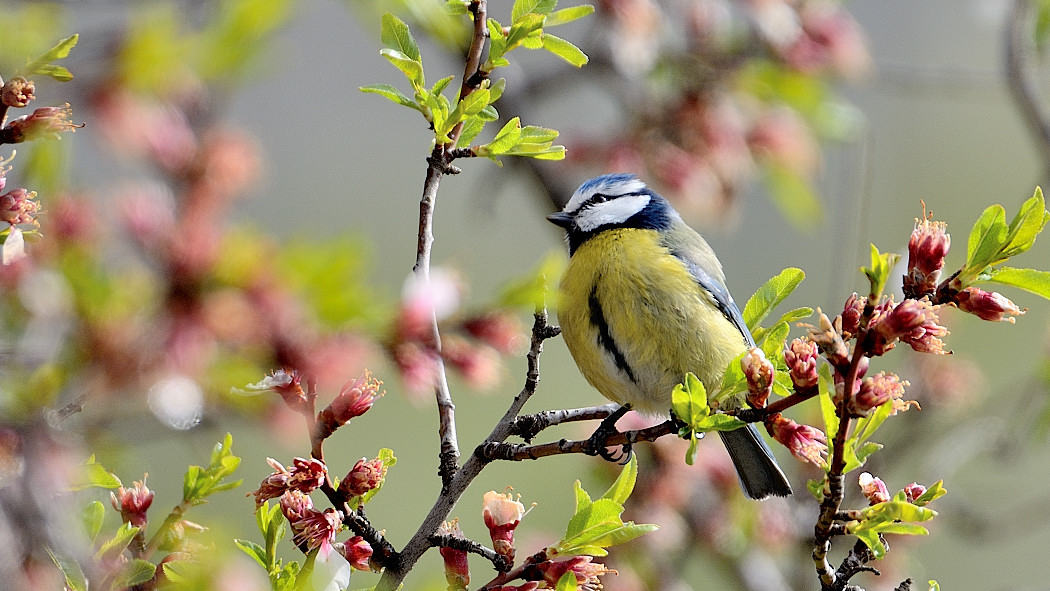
666,245,757,350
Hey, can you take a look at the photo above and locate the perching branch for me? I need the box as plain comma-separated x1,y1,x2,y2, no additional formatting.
478,419,680,461
429,533,512,573
511,403,621,441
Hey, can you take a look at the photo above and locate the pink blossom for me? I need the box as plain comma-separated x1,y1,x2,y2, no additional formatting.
767,414,827,468
482,490,526,561
338,457,388,499
858,472,890,505
904,216,950,298
784,338,820,389
292,508,342,551
110,476,154,528
437,519,470,590
953,287,1024,323
317,370,383,433
741,347,774,408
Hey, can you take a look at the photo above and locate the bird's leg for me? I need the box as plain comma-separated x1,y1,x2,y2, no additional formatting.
583,405,632,464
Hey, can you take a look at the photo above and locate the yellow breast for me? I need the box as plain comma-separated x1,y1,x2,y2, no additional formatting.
557,228,748,414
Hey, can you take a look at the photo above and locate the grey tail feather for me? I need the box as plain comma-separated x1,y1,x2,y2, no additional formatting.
718,424,792,500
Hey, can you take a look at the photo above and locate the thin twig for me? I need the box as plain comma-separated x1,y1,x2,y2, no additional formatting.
429,534,512,572
1005,0,1050,183
374,308,558,591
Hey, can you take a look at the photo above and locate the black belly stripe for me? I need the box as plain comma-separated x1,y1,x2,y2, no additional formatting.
588,285,637,383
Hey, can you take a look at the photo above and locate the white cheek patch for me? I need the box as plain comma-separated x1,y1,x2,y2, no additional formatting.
574,194,651,232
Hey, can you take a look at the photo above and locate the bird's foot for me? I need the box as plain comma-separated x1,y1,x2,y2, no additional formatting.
583,405,632,465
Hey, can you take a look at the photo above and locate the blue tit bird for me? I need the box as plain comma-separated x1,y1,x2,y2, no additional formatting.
547,173,792,499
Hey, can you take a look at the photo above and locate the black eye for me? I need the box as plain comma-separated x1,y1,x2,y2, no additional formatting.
591,193,608,204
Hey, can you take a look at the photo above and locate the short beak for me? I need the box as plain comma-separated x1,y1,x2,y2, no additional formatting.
546,211,574,229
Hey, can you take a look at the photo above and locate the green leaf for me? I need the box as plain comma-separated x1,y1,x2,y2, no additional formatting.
431,75,456,97
982,267,1050,299
235,539,269,569
95,522,141,562
966,204,1008,270
35,64,74,82
500,249,566,309
601,455,638,506
853,398,893,444
115,559,158,588
183,433,241,503
556,571,580,591
912,480,947,507
817,364,838,465
380,13,421,62
859,499,938,523
806,476,826,502
24,34,79,80
505,13,546,52
758,321,790,362
695,413,748,432
457,116,486,148
487,18,507,63
1000,187,1049,259
541,34,589,67
381,48,425,91
83,500,106,542
862,245,900,301
478,117,523,157
359,84,421,111
545,5,596,26
556,472,657,558
47,548,87,591
742,268,805,331
446,0,470,15
513,0,558,21
70,455,122,491
671,372,709,428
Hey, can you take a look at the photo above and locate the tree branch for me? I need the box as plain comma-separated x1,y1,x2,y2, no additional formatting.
511,403,620,441
374,308,558,591
1005,0,1050,183
479,419,679,461
429,534,512,573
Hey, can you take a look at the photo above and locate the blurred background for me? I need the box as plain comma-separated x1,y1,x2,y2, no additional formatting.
2,0,1050,589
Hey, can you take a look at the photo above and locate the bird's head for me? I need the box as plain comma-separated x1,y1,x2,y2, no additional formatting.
547,173,674,253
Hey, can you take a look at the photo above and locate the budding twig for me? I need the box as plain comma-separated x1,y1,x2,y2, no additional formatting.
429,534,512,573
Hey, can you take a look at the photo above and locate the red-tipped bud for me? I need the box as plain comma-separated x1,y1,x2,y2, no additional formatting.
904,217,950,299
3,104,81,142
766,414,827,468
850,371,908,416
482,490,527,562
278,490,313,524
953,287,1024,323
250,457,327,507
318,371,384,436
338,457,388,499
742,347,775,408
839,293,865,339
292,508,342,551
2,76,35,108
870,299,948,356
785,338,820,389
110,476,154,528
338,536,373,571
437,519,470,590
904,482,927,503
858,472,890,505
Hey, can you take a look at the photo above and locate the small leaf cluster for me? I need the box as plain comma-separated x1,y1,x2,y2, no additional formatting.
846,482,947,559
548,456,658,558
236,503,303,591
362,0,594,161
53,435,242,591
22,34,78,81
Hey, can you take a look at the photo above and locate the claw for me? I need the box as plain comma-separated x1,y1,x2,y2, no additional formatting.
583,405,632,464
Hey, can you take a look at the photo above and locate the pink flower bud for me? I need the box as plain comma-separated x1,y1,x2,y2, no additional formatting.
531,556,615,589
3,104,81,142
463,311,524,355
0,188,40,226
338,457,388,499
240,369,310,414
858,472,890,505
904,482,927,503
741,347,774,408
318,371,384,435
110,476,154,528
850,372,908,416
482,490,526,562
338,536,373,571
904,217,950,299
2,76,35,108
443,337,501,390
839,293,865,339
953,287,1024,323
766,414,827,468
808,309,850,367
784,338,820,389
437,519,470,590
292,508,342,551
250,457,327,507
870,299,948,356
278,490,313,524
